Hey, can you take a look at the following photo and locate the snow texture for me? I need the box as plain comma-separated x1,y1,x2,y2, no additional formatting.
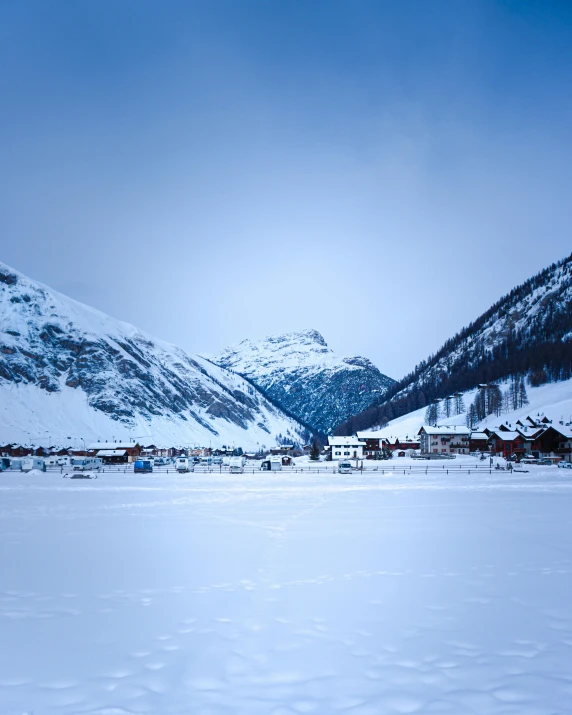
0,261,305,448
0,466,571,714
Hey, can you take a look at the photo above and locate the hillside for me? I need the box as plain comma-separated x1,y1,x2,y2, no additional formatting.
336,252,572,435
208,329,395,434
362,377,572,443
0,262,306,448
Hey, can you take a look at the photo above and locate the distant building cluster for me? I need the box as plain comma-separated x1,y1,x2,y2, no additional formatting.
0,439,314,466
327,415,572,463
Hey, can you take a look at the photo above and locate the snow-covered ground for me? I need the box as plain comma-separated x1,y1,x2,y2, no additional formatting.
1,469,571,714
376,377,572,440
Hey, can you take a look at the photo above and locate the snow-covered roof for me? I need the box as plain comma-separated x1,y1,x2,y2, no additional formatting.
328,436,364,446
470,432,488,440
516,427,543,439
419,426,470,435
96,449,127,457
489,431,521,441
88,442,137,450
545,424,572,439
356,431,390,440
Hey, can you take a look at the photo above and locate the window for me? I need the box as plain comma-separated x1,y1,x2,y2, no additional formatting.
335,451,341,456
344,451,350,456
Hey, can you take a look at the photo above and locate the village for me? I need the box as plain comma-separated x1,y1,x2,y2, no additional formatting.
2,412,572,473
330,415,572,464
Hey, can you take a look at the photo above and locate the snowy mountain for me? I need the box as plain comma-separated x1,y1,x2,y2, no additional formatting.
207,329,395,434
361,377,572,443
0,262,306,447
337,251,572,435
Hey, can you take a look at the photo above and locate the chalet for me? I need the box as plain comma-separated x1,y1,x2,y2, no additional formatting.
96,449,130,465
418,426,471,454
356,431,390,458
390,436,420,451
469,432,489,452
87,442,141,462
141,444,158,456
327,436,364,460
3,445,34,457
514,425,545,455
270,445,296,457
534,426,572,463
487,431,526,458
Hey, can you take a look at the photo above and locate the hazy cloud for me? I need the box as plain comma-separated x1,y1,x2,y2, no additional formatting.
1,0,571,378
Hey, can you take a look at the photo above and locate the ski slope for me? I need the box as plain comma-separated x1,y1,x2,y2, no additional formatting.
1,468,571,714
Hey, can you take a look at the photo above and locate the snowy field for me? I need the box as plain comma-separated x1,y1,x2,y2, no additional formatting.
1,470,572,715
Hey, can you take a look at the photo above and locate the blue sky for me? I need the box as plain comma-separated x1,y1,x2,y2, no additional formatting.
1,1,572,377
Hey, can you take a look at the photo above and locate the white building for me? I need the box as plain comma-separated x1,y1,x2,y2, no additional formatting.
328,436,364,460
418,426,471,454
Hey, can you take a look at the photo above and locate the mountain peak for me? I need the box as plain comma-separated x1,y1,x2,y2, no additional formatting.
0,261,307,447
210,331,395,434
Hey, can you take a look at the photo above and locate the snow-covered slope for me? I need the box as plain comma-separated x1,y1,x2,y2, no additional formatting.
338,252,572,434
0,262,305,447
207,329,395,434
370,377,572,441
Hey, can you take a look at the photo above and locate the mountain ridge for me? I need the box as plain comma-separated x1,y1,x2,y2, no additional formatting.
0,261,307,447
208,329,395,434
336,252,572,435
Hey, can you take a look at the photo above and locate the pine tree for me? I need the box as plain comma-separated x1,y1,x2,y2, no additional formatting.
502,390,511,414
487,384,503,416
466,402,479,429
425,402,440,425
518,377,529,408
509,375,519,411
310,440,320,461
473,389,486,421
443,396,452,419
382,446,393,460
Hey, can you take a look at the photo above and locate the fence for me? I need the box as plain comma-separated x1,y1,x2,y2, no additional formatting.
47,462,519,477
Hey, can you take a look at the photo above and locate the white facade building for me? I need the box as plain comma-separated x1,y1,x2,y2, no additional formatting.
418,426,471,454
327,436,364,460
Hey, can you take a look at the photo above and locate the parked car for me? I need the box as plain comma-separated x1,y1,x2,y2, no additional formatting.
557,461,572,469
134,459,153,474
337,461,353,474
537,458,553,466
